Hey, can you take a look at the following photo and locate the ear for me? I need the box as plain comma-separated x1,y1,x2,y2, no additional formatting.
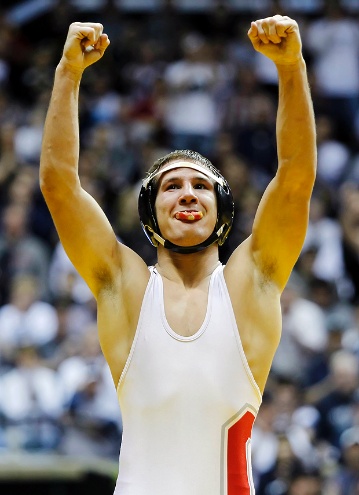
138,183,161,247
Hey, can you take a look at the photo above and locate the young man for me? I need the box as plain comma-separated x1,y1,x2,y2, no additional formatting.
40,15,316,495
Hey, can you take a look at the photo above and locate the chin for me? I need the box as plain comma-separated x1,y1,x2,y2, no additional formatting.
167,234,208,247
161,222,215,247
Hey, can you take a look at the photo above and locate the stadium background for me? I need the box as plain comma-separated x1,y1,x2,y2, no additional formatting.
1,0,359,493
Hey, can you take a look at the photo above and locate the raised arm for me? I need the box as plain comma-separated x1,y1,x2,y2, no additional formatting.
40,23,144,298
245,15,316,291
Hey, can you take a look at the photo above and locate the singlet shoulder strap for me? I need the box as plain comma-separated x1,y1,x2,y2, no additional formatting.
117,266,157,391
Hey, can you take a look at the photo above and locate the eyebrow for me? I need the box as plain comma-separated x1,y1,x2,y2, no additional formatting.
161,175,214,186
143,161,224,189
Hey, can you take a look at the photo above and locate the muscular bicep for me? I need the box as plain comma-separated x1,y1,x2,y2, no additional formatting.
42,179,121,297
249,170,312,289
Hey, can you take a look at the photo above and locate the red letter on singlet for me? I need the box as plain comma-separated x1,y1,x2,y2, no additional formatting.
227,410,255,494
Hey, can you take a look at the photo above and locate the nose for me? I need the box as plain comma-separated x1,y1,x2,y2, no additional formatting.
179,184,198,205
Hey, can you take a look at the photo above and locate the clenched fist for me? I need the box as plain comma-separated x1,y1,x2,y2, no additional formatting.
248,15,302,66
60,22,110,73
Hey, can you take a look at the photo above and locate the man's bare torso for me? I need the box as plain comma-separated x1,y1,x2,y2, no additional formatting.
97,240,282,394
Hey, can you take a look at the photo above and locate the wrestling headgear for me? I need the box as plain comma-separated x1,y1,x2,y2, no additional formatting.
138,151,234,254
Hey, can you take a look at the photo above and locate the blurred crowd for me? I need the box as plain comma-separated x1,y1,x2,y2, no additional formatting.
1,0,359,493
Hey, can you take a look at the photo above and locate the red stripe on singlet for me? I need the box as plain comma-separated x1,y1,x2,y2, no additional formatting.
227,410,255,495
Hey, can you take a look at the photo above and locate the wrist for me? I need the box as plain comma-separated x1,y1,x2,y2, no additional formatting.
275,55,306,72
56,60,84,82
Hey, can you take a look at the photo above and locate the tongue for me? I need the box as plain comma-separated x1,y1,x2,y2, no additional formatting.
175,211,203,221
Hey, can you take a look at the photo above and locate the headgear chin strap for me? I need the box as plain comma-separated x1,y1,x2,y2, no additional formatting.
138,161,234,254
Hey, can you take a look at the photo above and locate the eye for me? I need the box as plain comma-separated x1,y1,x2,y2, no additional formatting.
166,183,180,190
194,183,210,190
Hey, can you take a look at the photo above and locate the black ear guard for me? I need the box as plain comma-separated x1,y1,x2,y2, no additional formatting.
138,181,160,247
138,165,234,254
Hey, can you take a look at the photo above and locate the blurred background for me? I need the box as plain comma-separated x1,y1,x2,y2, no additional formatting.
1,0,359,493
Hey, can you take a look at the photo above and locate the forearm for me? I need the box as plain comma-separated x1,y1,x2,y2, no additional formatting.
40,63,83,194
275,57,316,187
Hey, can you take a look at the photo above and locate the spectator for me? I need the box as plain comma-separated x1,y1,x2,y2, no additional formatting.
0,202,50,303
162,32,221,159
305,1,359,145
328,426,359,494
58,324,121,458
302,193,344,290
304,306,354,389
13,105,46,166
256,434,305,495
60,364,121,459
272,272,328,384
0,274,58,365
58,323,109,404
252,391,279,486
339,183,359,303
0,345,64,451
314,350,359,449
286,470,323,495
0,122,20,208
315,113,351,189
49,241,93,304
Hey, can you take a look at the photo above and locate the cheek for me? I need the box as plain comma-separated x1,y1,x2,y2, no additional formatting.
154,197,170,230
154,195,166,216
209,195,218,224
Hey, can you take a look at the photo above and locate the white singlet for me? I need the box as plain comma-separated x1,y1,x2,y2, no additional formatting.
114,264,262,495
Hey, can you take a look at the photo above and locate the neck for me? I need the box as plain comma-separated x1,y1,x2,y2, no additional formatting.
156,243,220,287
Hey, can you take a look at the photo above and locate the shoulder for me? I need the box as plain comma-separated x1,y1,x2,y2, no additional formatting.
223,237,282,343
94,241,150,297
224,237,279,294
96,243,152,325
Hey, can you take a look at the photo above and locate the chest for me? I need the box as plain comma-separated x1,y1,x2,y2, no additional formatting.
162,281,209,338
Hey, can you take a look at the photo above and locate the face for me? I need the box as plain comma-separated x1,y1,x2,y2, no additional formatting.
289,477,322,495
154,166,217,247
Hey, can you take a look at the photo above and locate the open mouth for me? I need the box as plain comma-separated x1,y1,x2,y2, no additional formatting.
175,211,203,221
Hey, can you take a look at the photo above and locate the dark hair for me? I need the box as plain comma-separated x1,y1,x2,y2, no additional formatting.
138,149,234,254
144,149,220,184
